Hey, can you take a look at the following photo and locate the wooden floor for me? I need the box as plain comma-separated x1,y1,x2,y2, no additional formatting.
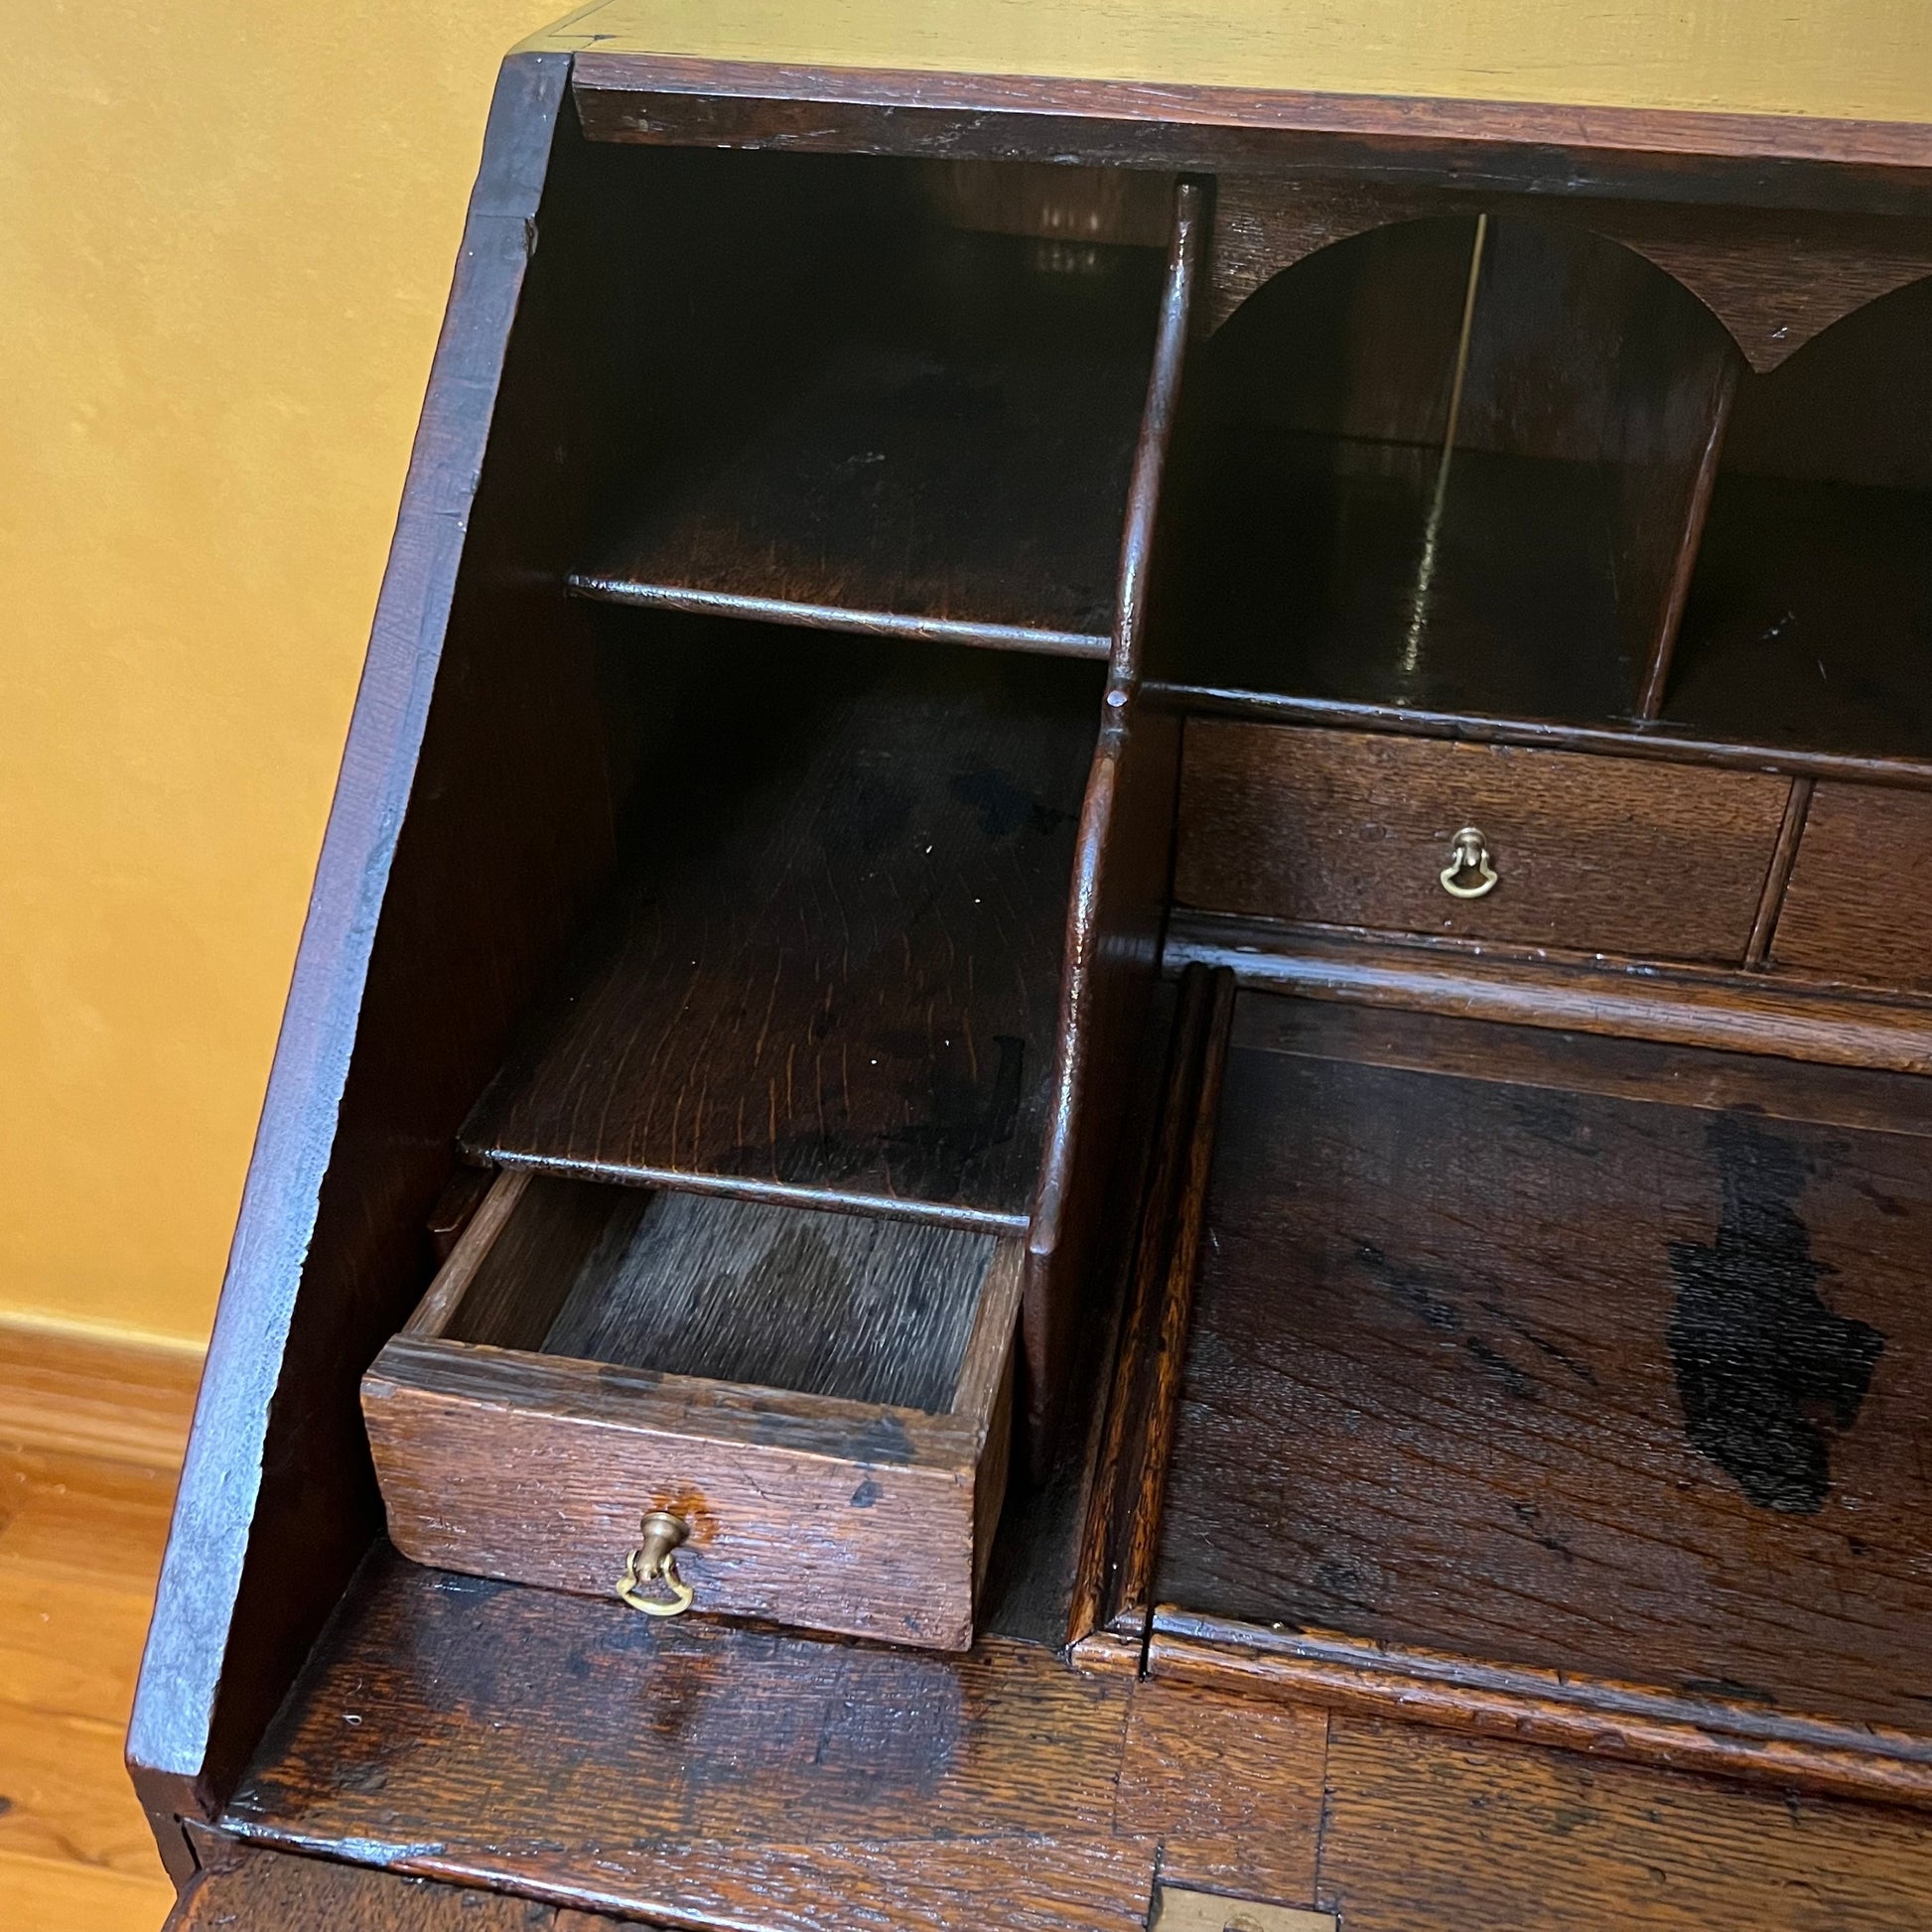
0,1320,200,1932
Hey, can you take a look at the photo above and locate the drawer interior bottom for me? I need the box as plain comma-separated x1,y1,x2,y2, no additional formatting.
449,1173,994,1411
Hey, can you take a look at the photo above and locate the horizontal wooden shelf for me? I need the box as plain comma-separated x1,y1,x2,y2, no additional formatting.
1171,433,1638,725
570,237,1164,655
463,634,1103,1227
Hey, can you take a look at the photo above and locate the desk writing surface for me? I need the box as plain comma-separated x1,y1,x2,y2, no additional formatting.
524,0,1932,128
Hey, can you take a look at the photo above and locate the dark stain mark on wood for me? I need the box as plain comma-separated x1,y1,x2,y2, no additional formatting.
1668,1114,1885,1512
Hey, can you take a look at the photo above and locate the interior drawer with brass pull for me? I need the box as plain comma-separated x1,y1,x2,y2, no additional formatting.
361,1168,1022,1650
1176,721,1791,962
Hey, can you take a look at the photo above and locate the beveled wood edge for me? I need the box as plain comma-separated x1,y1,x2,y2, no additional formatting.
1148,685,1932,793
566,575,1114,659
1167,914,1932,1074
1148,1609,1932,1807
464,1147,1031,1236
568,53,1932,175
403,1166,524,1339
364,1333,987,1475
951,1238,1027,1428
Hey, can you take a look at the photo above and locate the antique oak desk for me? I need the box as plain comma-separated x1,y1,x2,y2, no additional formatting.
136,4,1932,1925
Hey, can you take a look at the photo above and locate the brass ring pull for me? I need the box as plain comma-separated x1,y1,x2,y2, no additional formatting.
618,1509,694,1616
1440,825,1499,899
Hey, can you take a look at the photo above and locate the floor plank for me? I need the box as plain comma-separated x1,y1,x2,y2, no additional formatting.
0,1326,192,1931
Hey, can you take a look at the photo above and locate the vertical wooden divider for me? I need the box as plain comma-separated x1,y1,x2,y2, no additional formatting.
1018,177,1206,1464
1635,356,1740,719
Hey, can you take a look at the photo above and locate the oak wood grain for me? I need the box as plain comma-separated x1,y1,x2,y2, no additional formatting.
465,637,1101,1229
166,1840,618,1931
223,1551,1155,1931
1175,723,1787,961
1316,1717,1932,1930
1153,1020,1932,1737
1115,1679,1328,1904
1774,782,1932,991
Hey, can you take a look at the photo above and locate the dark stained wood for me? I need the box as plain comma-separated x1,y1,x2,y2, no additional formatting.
1175,724,1787,963
1017,181,1202,1456
1666,474,1932,760
569,222,1164,655
1774,783,1932,992
1315,1717,1932,1930
127,54,621,1863
1069,964,1234,1642
167,1840,618,1932
921,160,1178,249
1114,1679,1328,1904
1745,775,1814,966
424,1165,496,1265
568,54,1932,216
1168,914,1932,1072
1631,354,1735,718
464,637,1102,1229
1210,173,1932,369
222,1550,1158,1930
1153,1015,1932,1745
1165,209,1742,723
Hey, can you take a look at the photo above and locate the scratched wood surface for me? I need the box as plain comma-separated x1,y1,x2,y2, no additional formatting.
464,634,1101,1227
1153,999,1932,1731
223,1551,1158,1931
212,1547,1932,1931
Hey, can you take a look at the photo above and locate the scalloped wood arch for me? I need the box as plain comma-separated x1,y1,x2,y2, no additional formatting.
1208,177,1932,371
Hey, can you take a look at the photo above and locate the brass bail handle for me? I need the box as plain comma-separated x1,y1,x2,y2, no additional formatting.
618,1509,694,1617
1439,824,1499,899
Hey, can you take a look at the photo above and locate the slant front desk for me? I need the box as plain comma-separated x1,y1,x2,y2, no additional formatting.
136,5,1932,1926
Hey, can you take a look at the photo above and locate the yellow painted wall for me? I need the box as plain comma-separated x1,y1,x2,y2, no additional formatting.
0,0,560,1348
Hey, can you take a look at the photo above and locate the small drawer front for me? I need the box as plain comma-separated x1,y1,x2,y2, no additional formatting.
363,1340,1004,1651
363,1170,1023,1652
1177,723,1789,963
1775,783,1932,992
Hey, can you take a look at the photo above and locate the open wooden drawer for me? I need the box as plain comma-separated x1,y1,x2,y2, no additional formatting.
363,1167,1023,1649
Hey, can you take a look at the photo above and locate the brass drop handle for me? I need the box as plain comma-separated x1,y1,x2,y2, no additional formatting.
618,1509,694,1616
1439,825,1499,899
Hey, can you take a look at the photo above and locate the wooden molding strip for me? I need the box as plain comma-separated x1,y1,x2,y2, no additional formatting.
569,53,1932,180
1149,684,1932,793
0,1316,202,1471
1150,1609,1932,1809
1167,914,1932,1074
